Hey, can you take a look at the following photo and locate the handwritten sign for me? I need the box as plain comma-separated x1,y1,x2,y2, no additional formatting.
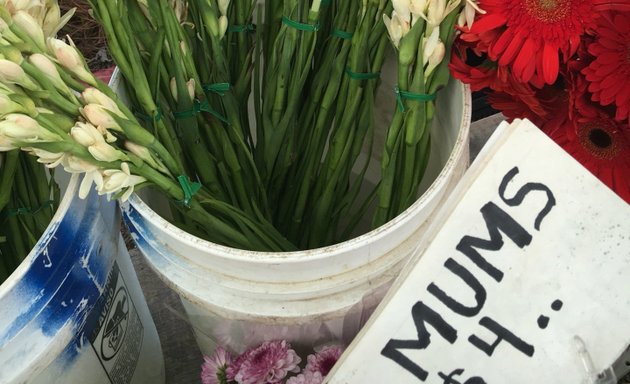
326,119,630,383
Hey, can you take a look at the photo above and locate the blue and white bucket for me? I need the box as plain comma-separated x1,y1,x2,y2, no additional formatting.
0,174,164,383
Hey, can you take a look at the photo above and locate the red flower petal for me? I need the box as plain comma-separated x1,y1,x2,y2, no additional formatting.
469,13,507,34
542,44,560,85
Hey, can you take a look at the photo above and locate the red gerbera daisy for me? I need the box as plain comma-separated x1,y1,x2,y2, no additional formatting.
582,12,630,123
467,0,600,86
547,109,630,203
449,45,510,92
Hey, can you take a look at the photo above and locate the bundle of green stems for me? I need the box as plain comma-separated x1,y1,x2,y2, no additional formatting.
87,0,469,251
0,0,470,255
0,151,59,283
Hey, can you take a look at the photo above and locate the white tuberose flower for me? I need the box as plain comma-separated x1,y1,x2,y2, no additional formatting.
81,104,123,132
426,0,461,33
62,155,104,199
70,121,125,162
458,0,485,29
100,162,146,202
81,88,124,116
0,59,39,91
13,10,46,50
23,147,66,168
46,37,96,86
0,113,61,149
383,11,409,49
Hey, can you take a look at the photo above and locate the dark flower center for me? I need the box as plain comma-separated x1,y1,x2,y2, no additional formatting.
525,0,571,22
589,128,612,149
578,121,621,160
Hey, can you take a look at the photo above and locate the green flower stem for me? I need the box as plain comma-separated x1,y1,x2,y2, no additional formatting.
111,115,183,178
303,0,383,246
130,162,294,251
373,106,404,227
280,34,354,240
259,0,321,192
192,1,270,218
0,150,19,212
88,0,133,77
20,61,81,116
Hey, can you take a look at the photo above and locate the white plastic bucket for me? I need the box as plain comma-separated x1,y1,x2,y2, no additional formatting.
0,174,165,383
121,73,471,355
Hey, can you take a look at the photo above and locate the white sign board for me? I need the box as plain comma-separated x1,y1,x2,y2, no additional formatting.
327,119,630,384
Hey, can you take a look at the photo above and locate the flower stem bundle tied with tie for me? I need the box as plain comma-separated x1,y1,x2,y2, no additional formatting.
0,0,480,253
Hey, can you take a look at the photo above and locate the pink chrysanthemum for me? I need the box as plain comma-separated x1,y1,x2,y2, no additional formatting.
226,340,301,384
201,347,233,384
286,371,324,384
304,345,344,377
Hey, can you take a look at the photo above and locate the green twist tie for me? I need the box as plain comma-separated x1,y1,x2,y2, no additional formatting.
177,175,201,207
332,29,353,40
395,86,437,112
345,67,380,80
134,106,163,122
321,0,332,6
2,200,54,219
202,82,231,96
173,99,229,124
281,16,320,32
228,24,255,33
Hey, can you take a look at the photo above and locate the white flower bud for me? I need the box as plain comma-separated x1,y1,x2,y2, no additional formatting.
383,11,409,49
0,58,38,90
28,53,69,93
88,141,125,162
42,1,74,37
5,0,36,14
81,87,123,116
422,27,440,66
392,0,411,24
218,0,229,16
70,121,125,162
425,40,445,79
0,113,60,148
410,0,429,15
218,15,228,39
70,121,100,147
427,0,461,32
125,140,169,174
46,37,96,86
100,162,146,201
169,77,178,101
186,78,195,100
13,10,45,49
81,104,123,132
